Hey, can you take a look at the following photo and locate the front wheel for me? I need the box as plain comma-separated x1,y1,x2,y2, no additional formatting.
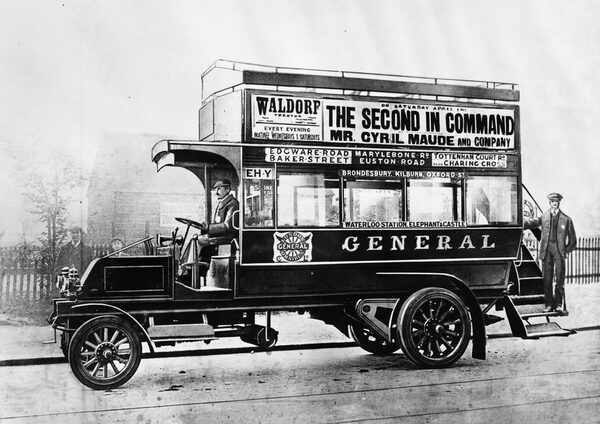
68,316,142,390
349,324,400,355
397,288,471,368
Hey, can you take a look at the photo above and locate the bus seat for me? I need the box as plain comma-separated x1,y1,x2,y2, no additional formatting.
205,256,233,289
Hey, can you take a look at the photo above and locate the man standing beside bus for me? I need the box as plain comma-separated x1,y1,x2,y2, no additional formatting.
56,224,94,274
525,193,576,313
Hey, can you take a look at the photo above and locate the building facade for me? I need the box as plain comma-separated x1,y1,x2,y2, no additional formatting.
87,133,205,245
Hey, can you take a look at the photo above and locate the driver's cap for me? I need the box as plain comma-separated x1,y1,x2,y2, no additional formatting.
547,192,563,201
212,179,231,189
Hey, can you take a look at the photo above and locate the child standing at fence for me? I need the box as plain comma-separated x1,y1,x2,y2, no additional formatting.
525,193,577,314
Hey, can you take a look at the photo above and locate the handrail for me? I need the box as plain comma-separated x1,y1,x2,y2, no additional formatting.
203,59,518,89
103,236,154,258
522,184,544,214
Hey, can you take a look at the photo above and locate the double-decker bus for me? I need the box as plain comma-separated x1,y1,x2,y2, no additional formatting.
49,61,572,390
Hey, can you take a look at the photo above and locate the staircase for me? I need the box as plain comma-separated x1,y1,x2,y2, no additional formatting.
502,239,575,339
498,185,576,338
503,292,575,339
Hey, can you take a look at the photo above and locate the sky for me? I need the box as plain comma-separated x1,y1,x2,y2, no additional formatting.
0,0,599,243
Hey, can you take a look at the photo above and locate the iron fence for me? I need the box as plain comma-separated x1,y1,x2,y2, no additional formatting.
524,236,599,284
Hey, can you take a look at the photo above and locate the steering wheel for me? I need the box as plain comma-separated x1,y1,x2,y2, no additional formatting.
175,217,207,232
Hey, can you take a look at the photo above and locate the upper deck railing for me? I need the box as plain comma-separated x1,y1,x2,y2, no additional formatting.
201,59,519,105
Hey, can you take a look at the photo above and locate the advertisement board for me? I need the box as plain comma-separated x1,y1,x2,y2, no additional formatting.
251,93,516,150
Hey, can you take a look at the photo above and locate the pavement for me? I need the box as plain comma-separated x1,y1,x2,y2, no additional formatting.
0,283,597,363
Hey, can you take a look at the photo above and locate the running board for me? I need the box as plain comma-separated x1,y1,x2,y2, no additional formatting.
147,316,215,340
503,296,576,339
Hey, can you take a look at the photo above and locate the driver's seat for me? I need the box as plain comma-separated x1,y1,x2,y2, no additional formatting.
204,241,236,290
177,235,210,289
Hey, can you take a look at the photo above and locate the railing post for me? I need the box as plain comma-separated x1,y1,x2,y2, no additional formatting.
0,248,4,305
10,248,17,301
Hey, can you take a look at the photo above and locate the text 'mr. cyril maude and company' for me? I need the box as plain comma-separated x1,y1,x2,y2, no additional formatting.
252,94,515,149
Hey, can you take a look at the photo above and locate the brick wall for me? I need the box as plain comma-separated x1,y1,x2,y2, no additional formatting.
87,133,206,244
110,191,204,244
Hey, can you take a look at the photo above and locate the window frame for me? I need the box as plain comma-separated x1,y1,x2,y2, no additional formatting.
406,177,463,223
275,169,342,229
240,165,521,230
342,178,405,224
464,173,520,226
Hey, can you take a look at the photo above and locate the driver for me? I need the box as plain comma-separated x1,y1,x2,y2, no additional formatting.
199,179,239,244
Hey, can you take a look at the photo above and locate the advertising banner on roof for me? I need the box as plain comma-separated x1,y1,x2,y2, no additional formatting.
250,93,516,150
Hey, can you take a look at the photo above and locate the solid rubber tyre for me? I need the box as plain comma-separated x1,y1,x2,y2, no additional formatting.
397,288,471,368
68,316,142,390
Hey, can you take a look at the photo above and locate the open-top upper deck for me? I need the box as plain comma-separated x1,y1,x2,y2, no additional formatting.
201,59,519,104
198,61,520,152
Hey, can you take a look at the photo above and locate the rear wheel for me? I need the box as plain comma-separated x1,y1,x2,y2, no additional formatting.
68,316,142,390
397,288,471,368
349,324,400,355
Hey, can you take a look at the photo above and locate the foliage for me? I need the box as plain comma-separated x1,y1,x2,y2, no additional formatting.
19,148,88,277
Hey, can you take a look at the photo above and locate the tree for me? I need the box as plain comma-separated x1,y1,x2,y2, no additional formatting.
18,147,88,278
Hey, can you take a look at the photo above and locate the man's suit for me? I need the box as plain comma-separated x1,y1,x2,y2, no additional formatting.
526,210,576,309
208,194,239,239
56,242,94,274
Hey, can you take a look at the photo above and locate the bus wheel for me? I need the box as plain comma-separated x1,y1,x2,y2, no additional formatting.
397,288,471,368
349,324,400,355
68,316,142,390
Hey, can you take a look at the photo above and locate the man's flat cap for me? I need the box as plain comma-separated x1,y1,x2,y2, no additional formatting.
547,193,563,201
212,179,232,189
68,224,83,232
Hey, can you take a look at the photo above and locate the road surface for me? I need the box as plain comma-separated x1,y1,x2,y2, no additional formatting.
1,330,599,423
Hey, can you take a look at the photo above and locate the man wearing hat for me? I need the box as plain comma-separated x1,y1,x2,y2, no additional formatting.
202,179,239,240
525,193,577,313
56,224,94,274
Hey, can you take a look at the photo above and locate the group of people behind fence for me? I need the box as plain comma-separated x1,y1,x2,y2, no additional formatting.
55,179,240,275
55,226,124,275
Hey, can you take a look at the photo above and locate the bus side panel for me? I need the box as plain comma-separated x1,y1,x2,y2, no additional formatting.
236,261,511,298
242,228,522,264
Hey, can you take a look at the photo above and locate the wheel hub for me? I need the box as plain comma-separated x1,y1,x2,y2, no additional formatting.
424,319,444,337
96,342,117,364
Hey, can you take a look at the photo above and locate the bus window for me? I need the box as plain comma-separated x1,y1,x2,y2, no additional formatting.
244,178,274,227
466,176,518,225
407,178,462,222
277,172,340,227
344,180,403,223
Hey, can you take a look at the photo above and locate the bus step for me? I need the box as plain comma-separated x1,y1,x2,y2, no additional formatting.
524,322,576,339
516,259,538,264
516,304,570,319
503,295,575,339
508,295,544,305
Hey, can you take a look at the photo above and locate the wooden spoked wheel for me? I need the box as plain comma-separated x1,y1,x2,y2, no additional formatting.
397,288,471,367
68,316,142,390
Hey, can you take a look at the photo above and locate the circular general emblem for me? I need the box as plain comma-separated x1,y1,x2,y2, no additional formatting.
273,231,313,262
